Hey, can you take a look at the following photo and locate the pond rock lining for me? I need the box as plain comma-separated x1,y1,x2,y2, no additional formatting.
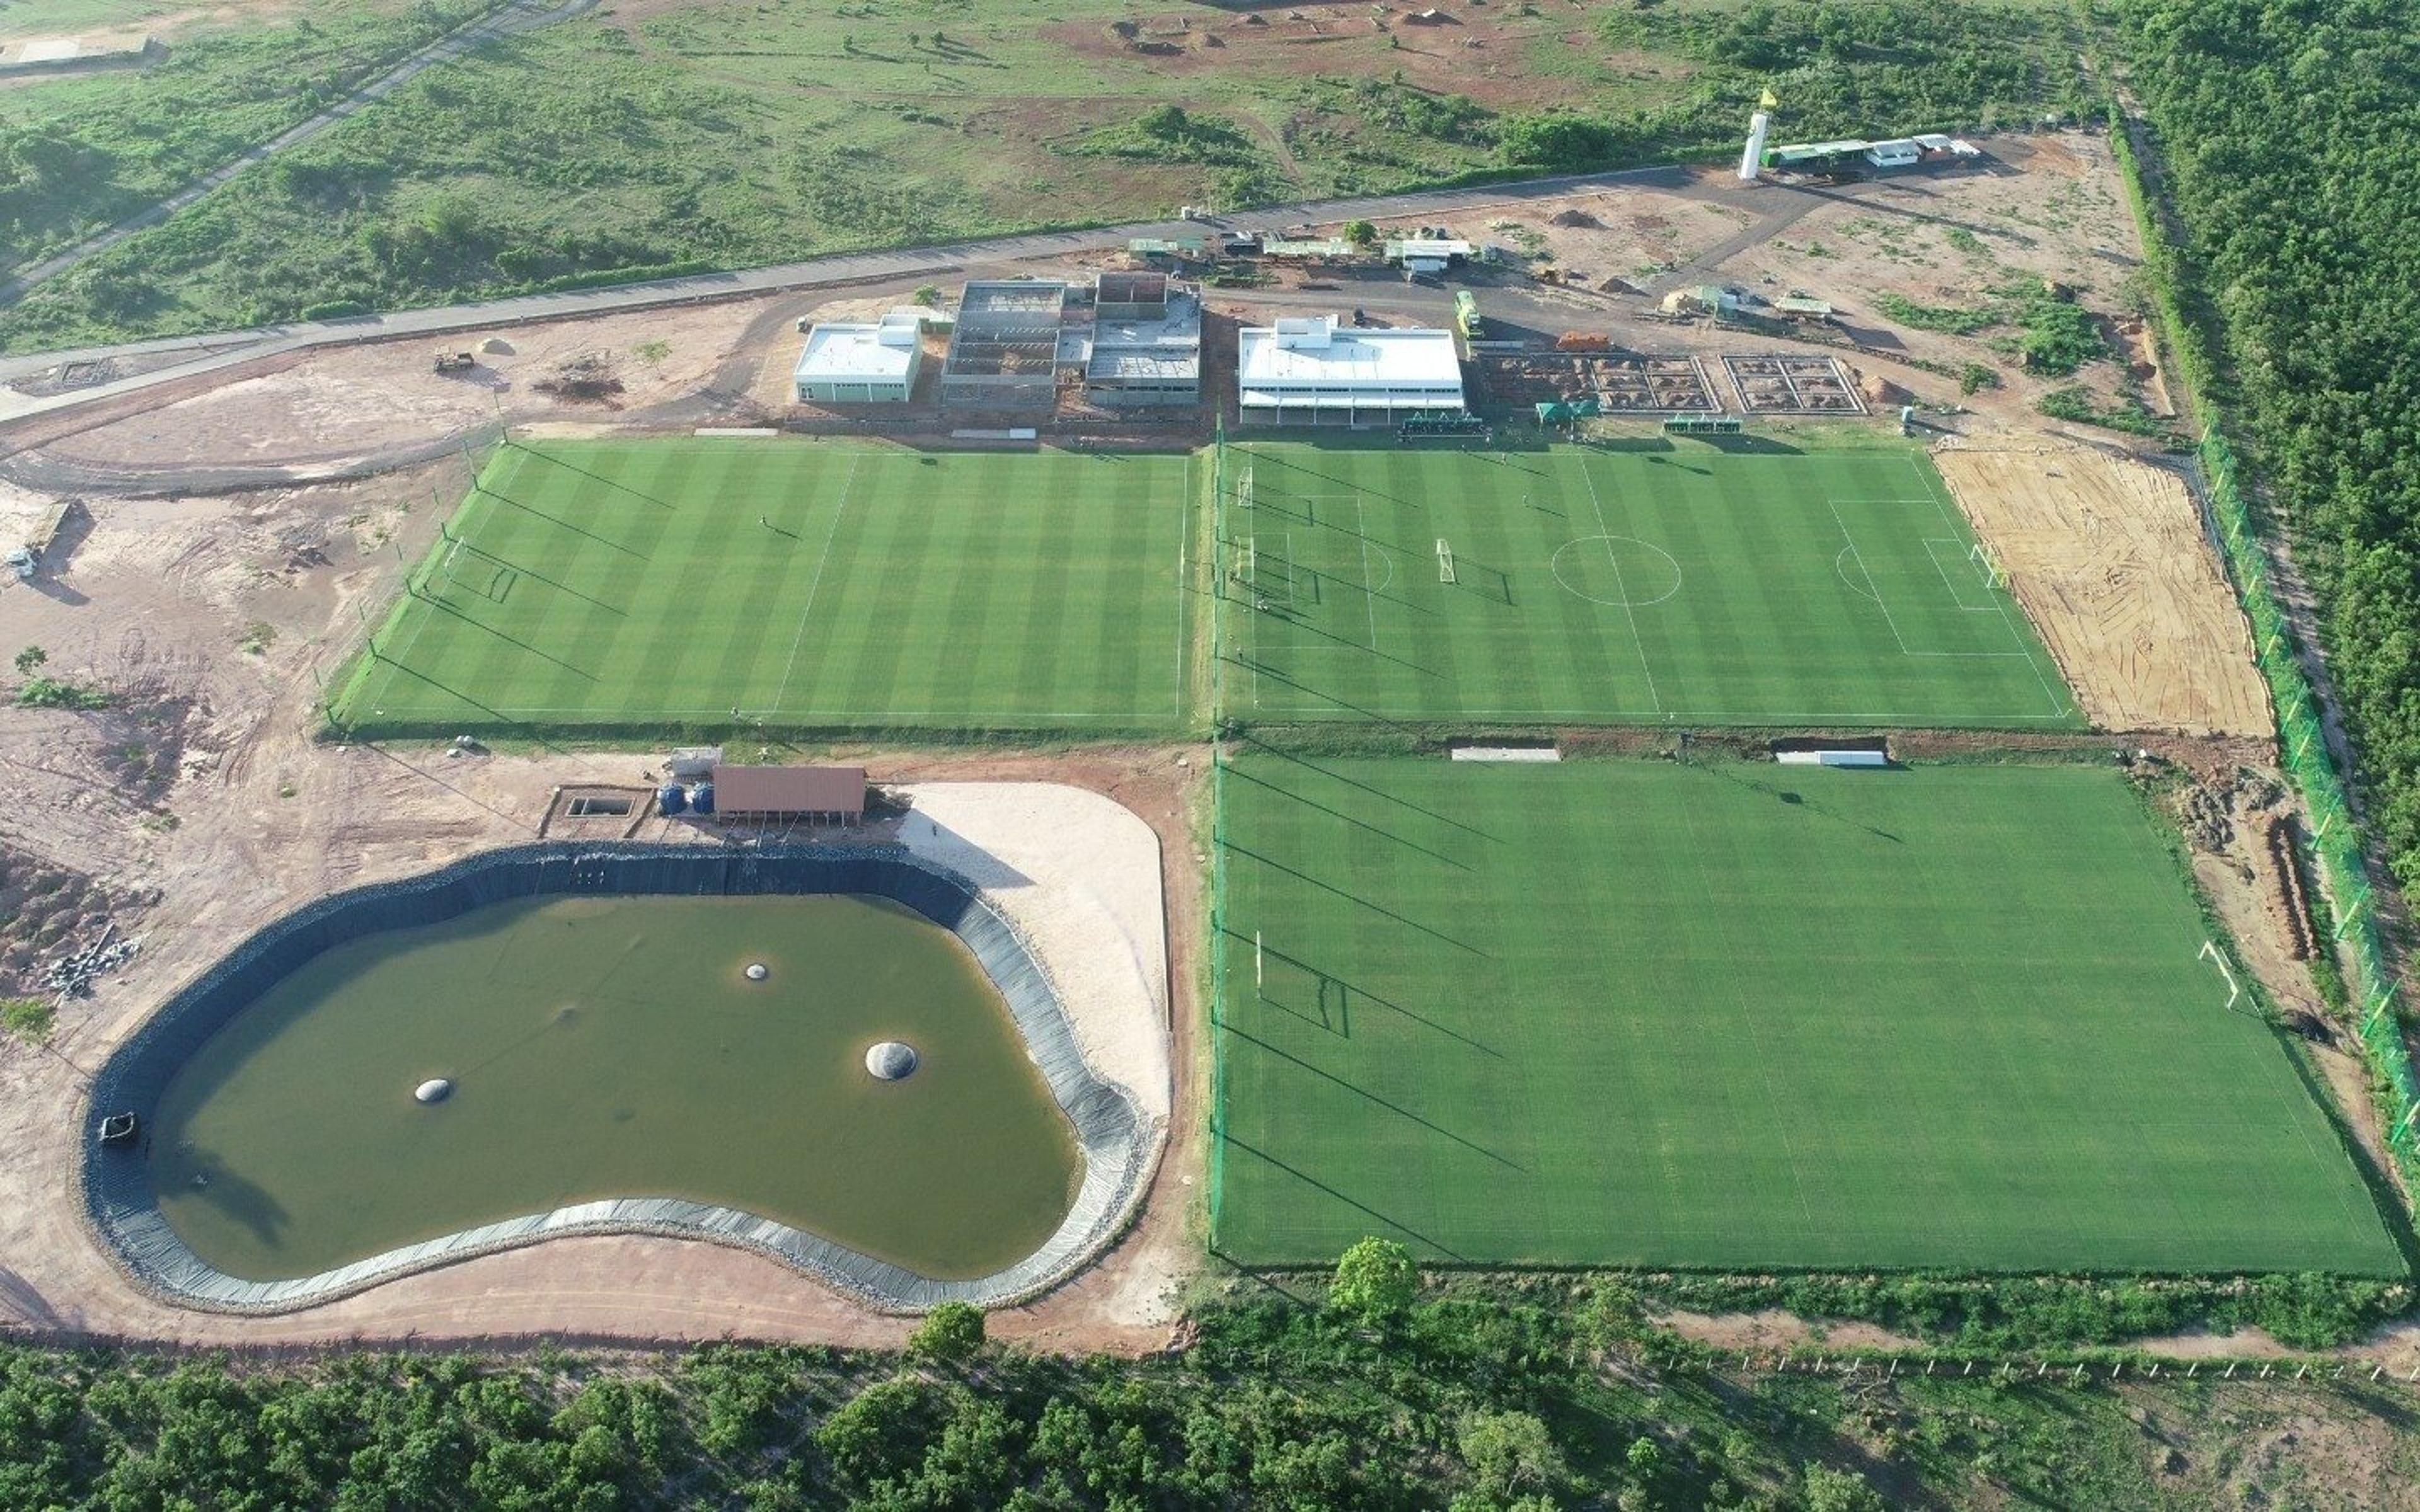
81,842,1153,1315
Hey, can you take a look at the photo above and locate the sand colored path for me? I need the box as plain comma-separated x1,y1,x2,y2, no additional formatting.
1937,444,2270,737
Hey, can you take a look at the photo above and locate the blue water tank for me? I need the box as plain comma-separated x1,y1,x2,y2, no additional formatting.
657,782,687,816
689,781,715,815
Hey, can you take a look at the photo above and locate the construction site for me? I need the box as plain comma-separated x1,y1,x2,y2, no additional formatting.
0,122,2390,1373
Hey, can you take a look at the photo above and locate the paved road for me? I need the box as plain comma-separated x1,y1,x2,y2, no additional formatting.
0,164,1726,425
0,0,598,306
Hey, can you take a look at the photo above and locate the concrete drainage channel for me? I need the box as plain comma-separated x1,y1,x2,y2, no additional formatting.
81,843,1156,1315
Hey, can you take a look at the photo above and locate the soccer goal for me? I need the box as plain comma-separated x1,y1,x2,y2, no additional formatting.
1969,541,2011,589
1232,533,1259,590
1238,464,1256,512
1437,538,1457,584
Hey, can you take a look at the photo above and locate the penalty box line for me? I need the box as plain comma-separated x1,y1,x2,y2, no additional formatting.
1827,500,2036,662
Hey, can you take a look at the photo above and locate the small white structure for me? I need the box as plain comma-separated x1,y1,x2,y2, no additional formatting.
414,1078,454,1104
793,311,925,403
1236,318,1466,426
1863,138,1922,169
1739,110,1773,181
865,1041,919,1080
1383,238,1474,278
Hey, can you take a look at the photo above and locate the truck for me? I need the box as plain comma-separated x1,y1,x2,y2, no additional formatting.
8,496,81,581
1453,290,1483,339
433,348,476,374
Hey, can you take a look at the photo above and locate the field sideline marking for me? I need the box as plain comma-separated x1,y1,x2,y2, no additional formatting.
1576,457,1662,713
1352,491,1381,653
1175,453,1192,718
1242,702,2082,722
767,454,861,716
1901,453,2073,717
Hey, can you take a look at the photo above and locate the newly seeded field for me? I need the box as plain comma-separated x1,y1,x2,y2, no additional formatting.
333,442,1196,737
1211,756,2400,1274
1221,440,2080,728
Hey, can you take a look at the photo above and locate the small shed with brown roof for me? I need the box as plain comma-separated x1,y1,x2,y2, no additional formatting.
710,764,867,824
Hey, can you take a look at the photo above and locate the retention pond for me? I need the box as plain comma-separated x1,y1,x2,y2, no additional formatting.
151,894,1081,1281
86,845,1149,1311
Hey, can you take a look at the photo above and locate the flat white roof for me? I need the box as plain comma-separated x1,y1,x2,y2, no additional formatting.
795,323,919,384
1236,324,1463,392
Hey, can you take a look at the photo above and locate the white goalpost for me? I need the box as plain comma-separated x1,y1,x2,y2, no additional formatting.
2198,939,2242,1013
1436,538,1456,584
1969,541,2011,589
1238,464,1255,512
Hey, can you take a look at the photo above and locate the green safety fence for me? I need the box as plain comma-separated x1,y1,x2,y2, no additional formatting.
2201,431,2420,1171
2107,97,2420,1172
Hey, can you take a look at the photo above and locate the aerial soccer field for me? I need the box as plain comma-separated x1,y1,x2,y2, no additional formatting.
332,440,1197,738
1210,755,2400,1275
1218,440,2080,728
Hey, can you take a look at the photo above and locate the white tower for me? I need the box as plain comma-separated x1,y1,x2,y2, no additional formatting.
1738,89,1778,183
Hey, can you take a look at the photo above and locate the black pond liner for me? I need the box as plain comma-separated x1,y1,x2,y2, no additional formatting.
82,842,1151,1314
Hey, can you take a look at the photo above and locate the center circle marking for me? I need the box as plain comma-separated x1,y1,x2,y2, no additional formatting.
1550,536,1683,608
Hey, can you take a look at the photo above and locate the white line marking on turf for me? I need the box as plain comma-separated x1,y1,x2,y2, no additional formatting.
1353,491,1381,652
1902,454,2073,716
767,454,860,717
1835,544,1881,602
1827,500,2027,660
1922,537,2002,611
1576,457,1662,713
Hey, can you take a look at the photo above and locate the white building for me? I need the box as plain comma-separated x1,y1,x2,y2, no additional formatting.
1235,318,1465,426
793,312,925,403
1862,138,1922,169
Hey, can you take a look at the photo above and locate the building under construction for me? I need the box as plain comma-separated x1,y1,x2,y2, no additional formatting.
940,281,1070,410
1083,273,1201,408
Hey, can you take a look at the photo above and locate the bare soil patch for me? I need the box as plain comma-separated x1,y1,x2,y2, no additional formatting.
1937,442,2270,736
36,298,776,474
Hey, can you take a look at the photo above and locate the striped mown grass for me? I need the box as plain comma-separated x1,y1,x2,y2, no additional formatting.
1211,755,2403,1275
333,440,1198,739
1221,440,2080,729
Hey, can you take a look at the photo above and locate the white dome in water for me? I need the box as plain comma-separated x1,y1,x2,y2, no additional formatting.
414,1077,453,1104
865,1041,918,1080
745,962,769,982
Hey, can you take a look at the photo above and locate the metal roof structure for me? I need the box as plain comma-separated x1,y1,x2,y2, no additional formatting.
1236,319,1464,413
711,764,868,817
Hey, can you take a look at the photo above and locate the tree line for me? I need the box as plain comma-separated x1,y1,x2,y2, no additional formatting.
2119,0,2420,891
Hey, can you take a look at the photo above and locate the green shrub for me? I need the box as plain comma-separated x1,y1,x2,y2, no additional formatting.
906,1302,985,1363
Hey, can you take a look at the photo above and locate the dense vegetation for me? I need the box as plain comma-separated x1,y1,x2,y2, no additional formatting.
6,1279,2416,1510
0,0,2092,348
2118,0,2420,893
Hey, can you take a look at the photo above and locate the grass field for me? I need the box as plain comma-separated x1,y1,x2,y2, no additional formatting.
332,441,1196,736
1211,756,2402,1274
1221,441,2082,728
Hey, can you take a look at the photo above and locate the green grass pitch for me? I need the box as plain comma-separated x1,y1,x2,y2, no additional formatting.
1220,440,2081,728
333,440,1197,736
1211,756,2401,1274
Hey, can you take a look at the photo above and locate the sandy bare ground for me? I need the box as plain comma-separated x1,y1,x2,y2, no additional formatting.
35,298,781,476
1937,442,2270,736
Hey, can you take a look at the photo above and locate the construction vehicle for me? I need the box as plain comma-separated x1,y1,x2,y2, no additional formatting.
433,349,476,374
8,497,81,581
